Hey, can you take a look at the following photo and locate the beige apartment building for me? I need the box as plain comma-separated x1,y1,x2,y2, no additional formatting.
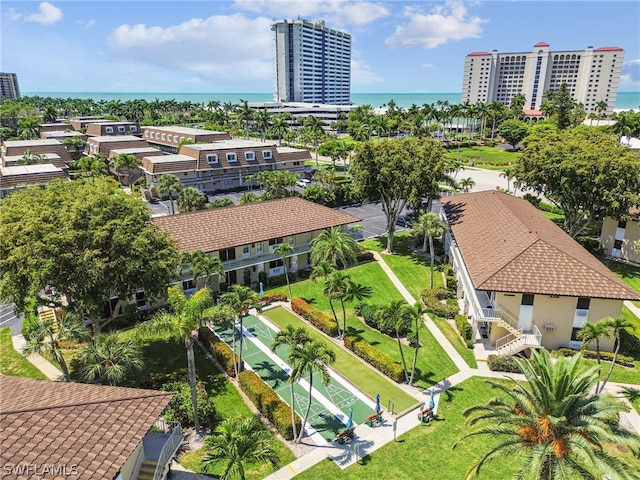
442,191,638,356
142,126,231,154
85,135,150,157
85,121,140,137
462,43,623,113
600,209,640,264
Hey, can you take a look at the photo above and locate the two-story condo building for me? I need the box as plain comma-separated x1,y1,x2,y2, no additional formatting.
600,208,640,264
142,126,231,154
85,135,150,157
85,121,141,137
141,139,310,193
441,191,639,356
153,197,359,293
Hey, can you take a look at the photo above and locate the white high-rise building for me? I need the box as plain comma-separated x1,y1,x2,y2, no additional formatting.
0,73,20,99
461,43,624,113
272,19,351,105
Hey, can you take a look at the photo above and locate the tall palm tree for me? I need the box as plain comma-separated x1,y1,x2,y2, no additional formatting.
136,286,213,431
237,100,253,139
17,116,40,140
290,339,336,443
220,285,260,377
177,187,207,212
273,243,294,300
341,280,372,338
599,316,632,393
270,324,311,441
323,271,348,337
309,260,335,284
456,349,640,480
408,303,426,385
77,333,143,386
303,115,325,165
111,153,140,186
23,312,90,382
310,227,358,269
18,149,46,165
253,108,271,142
202,417,279,480
156,174,184,215
181,250,225,292
380,300,412,383
577,320,611,366
459,177,475,194
412,213,448,288
270,114,289,146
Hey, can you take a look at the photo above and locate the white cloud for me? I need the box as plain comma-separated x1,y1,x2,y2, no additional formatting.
351,54,382,85
619,58,640,89
422,63,434,69
385,1,487,49
232,0,389,27
76,19,96,29
25,2,63,26
4,7,22,22
107,14,274,86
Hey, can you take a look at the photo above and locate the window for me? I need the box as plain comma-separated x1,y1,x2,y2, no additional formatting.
161,134,166,140
219,248,236,261
106,126,114,134
570,327,581,341
242,245,250,254
269,237,283,245
182,279,195,291
263,150,273,159
135,291,146,308
576,297,590,310
613,239,623,249
617,220,627,229
130,126,138,132
144,131,149,137
245,151,255,161
227,153,237,162
118,126,126,133
206,154,218,164
521,294,535,306
173,135,179,142
269,259,284,268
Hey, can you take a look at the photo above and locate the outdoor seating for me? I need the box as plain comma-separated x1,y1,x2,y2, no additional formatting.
335,427,355,444
418,407,434,423
365,412,383,427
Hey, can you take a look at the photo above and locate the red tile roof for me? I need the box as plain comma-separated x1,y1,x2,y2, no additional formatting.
468,51,491,56
442,192,639,301
534,42,549,47
153,197,360,254
0,376,173,480
595,47,623,51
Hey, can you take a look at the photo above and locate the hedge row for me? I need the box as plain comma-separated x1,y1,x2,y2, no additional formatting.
455,314,474,348
487,354,523,373
198,327,240,377
421,289,459,319
344,334,405,382
260,292,288,305
238,370,301,440
291,298,338,337
555,347,635,368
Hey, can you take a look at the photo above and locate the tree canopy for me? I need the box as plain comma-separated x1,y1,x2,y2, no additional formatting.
350,137,445,253
0,179,179,334
496,119,529,150
514,127,640,237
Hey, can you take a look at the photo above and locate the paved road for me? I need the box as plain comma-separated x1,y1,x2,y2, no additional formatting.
0,303,23,336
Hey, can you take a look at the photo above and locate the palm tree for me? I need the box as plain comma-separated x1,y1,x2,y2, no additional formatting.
253,108,271,142
323,271,348,337
412,213,449,288
237,100,253,139
202,417,279,480
499,167,515,193
408,303,426,385
76,154,109,179
341,280,372,337
577,320,611,367
220,285,261,377
23,312,90,381
156,174,183,215
177,187,206,213
136,286,213,431
181,250,224,292
112,153,140,186
77,333,143,386
273,243,294,300
456,349,640,480
18,116,40,140
303,115,325,165
599,316,633,393
310,227,358,269
309,260,335,283
290,339,336,443
63,136,85,162
380,300,412,383
270,113,290,146
459,177,475,194
18,149,46,165
270,324,311,441
239,192,260,204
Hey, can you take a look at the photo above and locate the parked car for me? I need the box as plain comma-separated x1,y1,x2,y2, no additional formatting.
297,179,312,188
396,214,412,227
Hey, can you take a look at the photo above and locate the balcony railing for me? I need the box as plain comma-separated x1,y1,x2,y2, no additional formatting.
150,419,182,480
480,307,519,330
222,244,311,271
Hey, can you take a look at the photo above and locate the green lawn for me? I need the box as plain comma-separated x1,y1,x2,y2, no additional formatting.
430,316,477,369
443,145,519,169
0,328,47,380
269,261,459,389
263,306,417,412
602,258,640,307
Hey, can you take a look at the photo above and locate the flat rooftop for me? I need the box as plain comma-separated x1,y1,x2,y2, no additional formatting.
1,164,63,175
3,139,62,147
110,147,163,155
143,154,193,163
186,139,278,150
143,126,227,135
89,135,145,143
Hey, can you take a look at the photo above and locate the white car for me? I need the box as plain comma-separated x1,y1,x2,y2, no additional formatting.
297,179,312,188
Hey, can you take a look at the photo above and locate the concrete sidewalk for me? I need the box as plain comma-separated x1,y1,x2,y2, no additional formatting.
11,334,64,381
624,300,640,320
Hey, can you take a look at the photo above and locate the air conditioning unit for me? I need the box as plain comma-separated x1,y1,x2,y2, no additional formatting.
544,323,555,332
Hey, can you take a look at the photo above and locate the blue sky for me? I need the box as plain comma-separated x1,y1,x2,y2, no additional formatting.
2,0,639,93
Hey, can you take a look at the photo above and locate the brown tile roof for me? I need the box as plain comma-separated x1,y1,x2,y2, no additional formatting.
442,191,640,301
153,197,360,253
0,376,173,480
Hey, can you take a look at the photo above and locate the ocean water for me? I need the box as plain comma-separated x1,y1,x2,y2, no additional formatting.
24,91,639,110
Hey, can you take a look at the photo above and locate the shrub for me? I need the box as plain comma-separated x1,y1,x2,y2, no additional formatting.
161,380,217,430
487,355,523,373
421,289,459,319
522,193,541,208
353,302,366,316
455,314,474,348
344,334,405,382
198,327,240,377
238,370,301,440
260,292,288,305
355,251,374,263
268,272,296,288
140,368,191,390
208,198,234,209
445,276,457,292
291,298,338,336
554,347,635,368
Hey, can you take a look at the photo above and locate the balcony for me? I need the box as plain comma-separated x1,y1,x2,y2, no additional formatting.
138,419,182,480
222,244,311,271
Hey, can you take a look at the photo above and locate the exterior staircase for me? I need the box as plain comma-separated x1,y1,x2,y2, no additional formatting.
136,460,158,480
38,307,58,333
495,320,542,356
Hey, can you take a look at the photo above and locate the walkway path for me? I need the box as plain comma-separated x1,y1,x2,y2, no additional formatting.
624,300,640,319
11,334,64,381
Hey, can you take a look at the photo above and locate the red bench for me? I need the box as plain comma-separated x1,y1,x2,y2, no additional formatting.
365,412,383,427
418,407,434,422
335,428,355,444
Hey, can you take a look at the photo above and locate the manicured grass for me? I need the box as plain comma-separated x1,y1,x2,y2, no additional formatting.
430,316,477,369
0,328,47,379
580,357,640,386
263,306,417,412
602,258,640,308
540,210,565,224
443,145,519,168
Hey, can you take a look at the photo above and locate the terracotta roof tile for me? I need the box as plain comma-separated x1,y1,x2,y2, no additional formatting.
0,376,173,480
442,191,639,301
154,197,361,253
